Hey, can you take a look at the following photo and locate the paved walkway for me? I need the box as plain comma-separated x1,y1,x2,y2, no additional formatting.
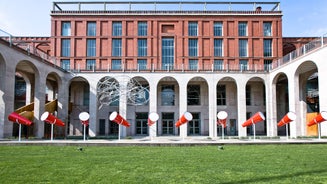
1,136,327,146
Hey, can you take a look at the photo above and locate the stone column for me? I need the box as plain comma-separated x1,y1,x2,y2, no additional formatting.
265,78,278,137
237,80,247,137
119,80,128,138
57,79,69,137
88,82,97,137
288,73,301,138
208,77,217,138
149,80,158,137
34,71,46,138
178,82,188,138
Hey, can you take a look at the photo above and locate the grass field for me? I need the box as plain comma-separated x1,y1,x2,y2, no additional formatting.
0,144,327,184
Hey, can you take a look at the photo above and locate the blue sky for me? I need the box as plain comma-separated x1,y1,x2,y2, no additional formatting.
0,0,327,37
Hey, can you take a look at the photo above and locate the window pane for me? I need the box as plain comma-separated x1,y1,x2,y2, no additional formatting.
87,22,96,36
246,85,251,105
112,22,122,36
214,39,223,57
87,39,96,57
264,39,272,57
238,22,247,36
264,60,272,71
263,22,272,36
61,59,70,70
61,39,70,57
188,22,198,36
138,21,147,36
137,59,147,70
112,39,122,57
189,59,198,70
239,39,248,57
188,39,198,57
214,60,223,70
214,22,223,36
86,59,96,70
217,85,226,105
138,39,147,57
162,38,174,70
161,85,175,106
112,59,121,70
240,59,248,70
187,85,200,105
62,22,71,36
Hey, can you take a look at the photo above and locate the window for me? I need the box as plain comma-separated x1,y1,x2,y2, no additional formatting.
112,21,122,36
161,85,175,106
137,59,147,70
99,119,105,136
61,22,71,36
214,22,223,36
138,21,147,36
86,59,96,70
135,113,148,135
187,85,200,105
264,39,272,57
61,39,70,57
263,22,272,36
109,113,119,134
87,22,96,36
189,59,198,70
238,22,247,36
239,39,248,57
61,59,70,70
111,59,121,70
188,39,198,57
83,84,90,106
162,112,174,135
188,22,198,36
240,60,248,71
214,39,223,57
217,85,226,105
87,39,96,57
112,39,122,57
162,38,174,70
264,60,272,71
246,85,251,105
214,60,223,70
189,113,200,135
138,39,147,57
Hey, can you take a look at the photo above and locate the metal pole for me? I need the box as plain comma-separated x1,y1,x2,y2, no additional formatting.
286,123,289,140
83,124,86,141
51,124,54,141
18,123,22,142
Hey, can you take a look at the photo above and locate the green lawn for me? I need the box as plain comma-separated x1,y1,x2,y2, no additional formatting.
0,144,327,184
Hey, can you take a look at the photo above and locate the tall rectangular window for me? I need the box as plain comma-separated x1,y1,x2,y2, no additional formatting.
87,22,96,36
239,39,248,57
246,85,251,105
214,60,223,70
264,39,272,57
86,59,96,70
138,21,147,36
111,59,121,70
214,22,223,36
87,39,96,57
112,39,122,57
61,39,70,57
83,84,89,106
112,21,122,36
188,22,198,36
189,59,198,70
187,85,200,105
188,39,198,57
217,85,226,105
137,59,147,70
263,22,272,36
161,85,175,106
135,113,148,135
162,38,174,70
214,39,223,57
264,60,272,71
61,22,71,36
138,39,147,57
61,59,70,70
240,59,248,71
238,22,247,36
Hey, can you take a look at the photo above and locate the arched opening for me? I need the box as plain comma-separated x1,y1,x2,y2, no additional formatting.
157,76,179,136
245,77,266,136
68,77,90,137
186,77,208,136
217,77,238,136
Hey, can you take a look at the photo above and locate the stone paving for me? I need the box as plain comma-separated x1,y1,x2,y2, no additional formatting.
1,136,327,146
